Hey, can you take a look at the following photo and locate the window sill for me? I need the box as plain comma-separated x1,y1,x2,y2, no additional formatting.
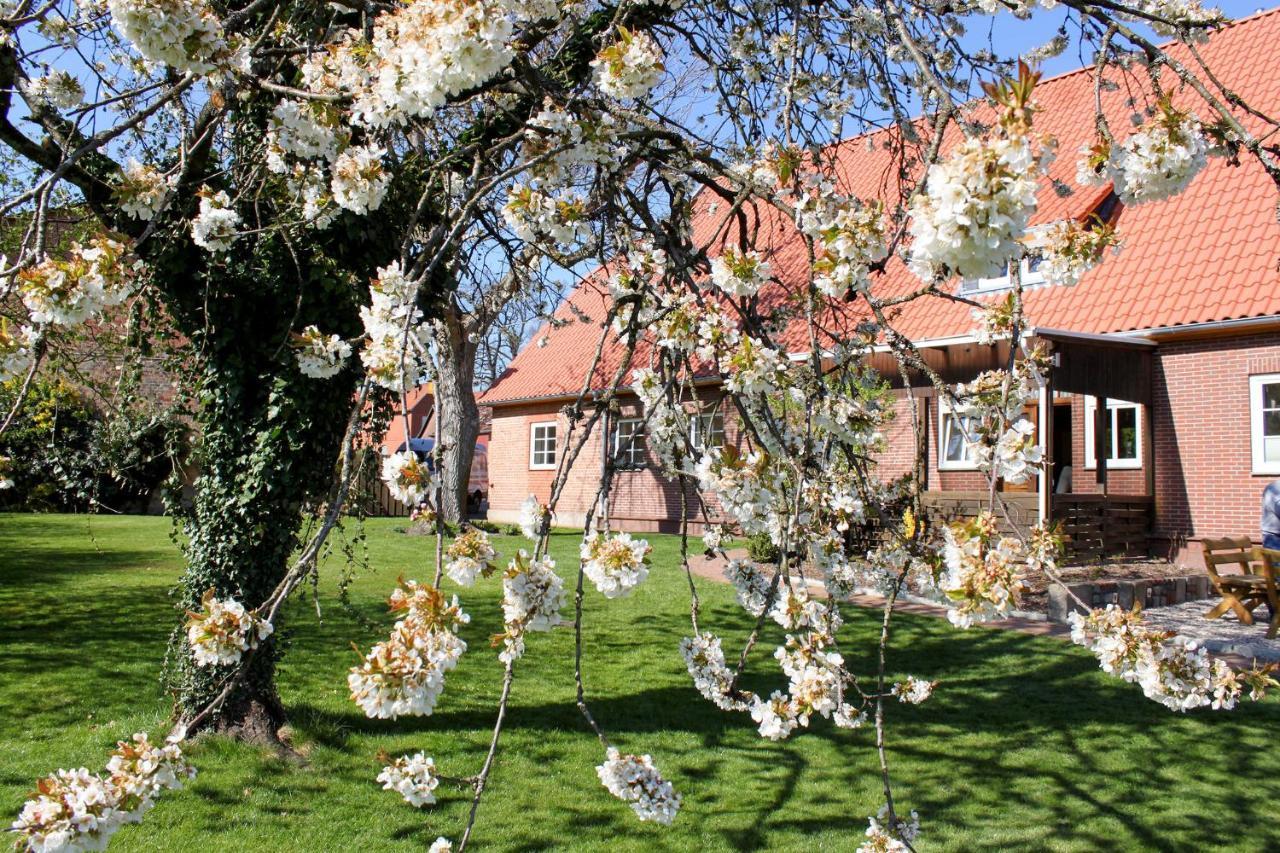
1083,461,1142,471
937,462,980,472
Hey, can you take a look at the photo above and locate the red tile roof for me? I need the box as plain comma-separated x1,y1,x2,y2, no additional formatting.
482,8,1280,405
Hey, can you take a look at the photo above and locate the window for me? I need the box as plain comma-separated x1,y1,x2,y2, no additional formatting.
530,422,558,469
612,419,648,469
690,412,726,453
1250,374,1280,474
1083,397,1142,469
938,402,979,469
961,253,1047,294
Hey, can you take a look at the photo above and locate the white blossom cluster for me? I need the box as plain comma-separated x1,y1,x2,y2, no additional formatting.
106,0,228,75
522,105,621,186
592,27,665,100
891,675,936,705
939,512,1040,628
190,189,241,252
115,159,176,222
581,532,652,598
710,248,771,298
722,558,772,616
0,320,37,383
28,70,84,110
292,325,352,379
626,369,693,475
377,752,440,808
1135,0,1225,39
948,365,1044,484
502,185,591,248
445,527,499,586
608,242,667,334
12,733,193,853
595,748,681,824
797,194,888,298
265,99,345,175
517,494,548,540
857,806,921,853
301,0,544,130
381,450,435,506
1068,605,1276,711
498,550,567,663
1109,108,1209,205
679,633,751,711
1037,219,1121,286
17,237,135,327
908,131,1042,281
695,448,786,537
360,262,431,391
720,336,788,397
330,144,390,215
184,589,274,668
348,580,469,719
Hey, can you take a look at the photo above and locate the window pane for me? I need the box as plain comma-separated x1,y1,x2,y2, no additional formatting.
1264,382,1280,410
1266,436,1280,463
1115,407,1138,460
944,415,967,462
1265,410,1280,437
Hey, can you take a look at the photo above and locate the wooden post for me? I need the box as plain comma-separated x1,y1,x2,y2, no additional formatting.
1095,395,1108,491
1038,367,1054,527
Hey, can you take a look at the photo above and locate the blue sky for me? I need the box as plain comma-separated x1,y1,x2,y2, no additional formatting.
989,0,1275,78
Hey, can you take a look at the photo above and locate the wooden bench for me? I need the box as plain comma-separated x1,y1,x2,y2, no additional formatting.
1201,537,1280,636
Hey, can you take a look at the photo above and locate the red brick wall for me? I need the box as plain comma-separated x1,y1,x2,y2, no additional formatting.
487,400,568,518
879,396,921,482
1150,332,1280,554
487,391,731,533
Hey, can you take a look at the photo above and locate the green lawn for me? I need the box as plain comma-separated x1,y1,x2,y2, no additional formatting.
2,513,1277,851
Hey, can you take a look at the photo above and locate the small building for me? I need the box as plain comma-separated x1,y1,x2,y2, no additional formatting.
479,10,1280,565
366,382,493,515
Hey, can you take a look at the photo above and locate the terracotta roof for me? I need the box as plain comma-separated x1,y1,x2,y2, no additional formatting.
481,8,1280,405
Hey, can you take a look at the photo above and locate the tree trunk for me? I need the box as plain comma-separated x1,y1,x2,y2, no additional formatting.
436,315,480,523
172,343,358,743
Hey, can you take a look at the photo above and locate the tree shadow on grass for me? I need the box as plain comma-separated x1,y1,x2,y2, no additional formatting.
279,621,1280,850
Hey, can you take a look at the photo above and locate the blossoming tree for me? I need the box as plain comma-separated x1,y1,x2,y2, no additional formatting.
4,0,1280,850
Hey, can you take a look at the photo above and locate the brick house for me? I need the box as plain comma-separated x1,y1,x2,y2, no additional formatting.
479,10,1280,565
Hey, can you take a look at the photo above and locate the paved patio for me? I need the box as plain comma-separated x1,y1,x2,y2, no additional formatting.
1140,600,1280,662
686,550,1269,667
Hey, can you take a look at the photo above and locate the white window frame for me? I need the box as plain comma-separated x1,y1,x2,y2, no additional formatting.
529,421,558,470
961,254,1047,295
611,418,648,470
1083,397,1142,470
937,400,979,470
690,411,726,453
1250,373,1280,475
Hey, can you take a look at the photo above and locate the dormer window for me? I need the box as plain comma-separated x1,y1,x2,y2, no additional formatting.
960,252,1047,294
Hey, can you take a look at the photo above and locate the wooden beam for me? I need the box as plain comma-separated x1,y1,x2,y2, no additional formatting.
1038,366,1053,526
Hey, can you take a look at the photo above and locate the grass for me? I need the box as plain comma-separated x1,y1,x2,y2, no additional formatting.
2,512,1279,852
